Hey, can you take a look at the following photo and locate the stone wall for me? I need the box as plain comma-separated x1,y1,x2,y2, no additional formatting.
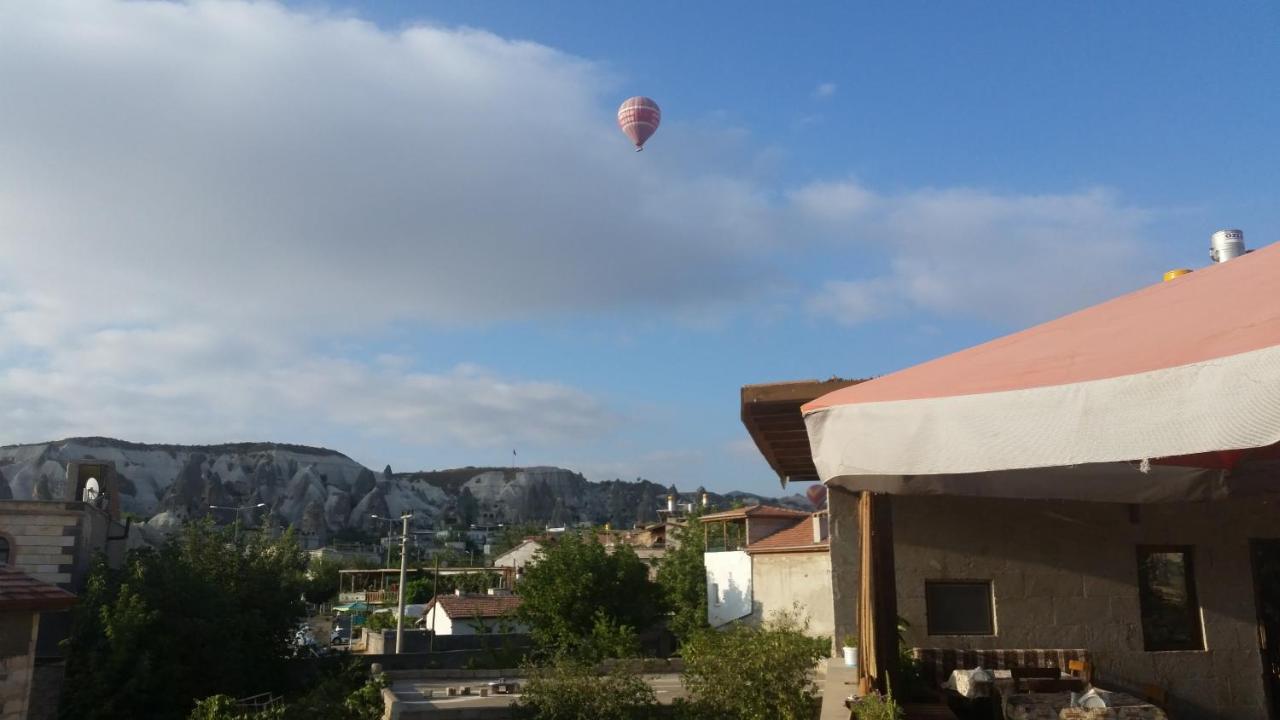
0,502,82,588
0,611,36,720
875,494,1280,720
24,661,62,720
748,551,834,639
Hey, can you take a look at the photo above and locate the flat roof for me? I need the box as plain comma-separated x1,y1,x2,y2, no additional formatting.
698,504,811,522
740,378,865,486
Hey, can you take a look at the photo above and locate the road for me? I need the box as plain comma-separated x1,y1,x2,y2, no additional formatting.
390,672,688,711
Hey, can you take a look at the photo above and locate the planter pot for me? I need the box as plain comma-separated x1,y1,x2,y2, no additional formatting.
842,646,857,667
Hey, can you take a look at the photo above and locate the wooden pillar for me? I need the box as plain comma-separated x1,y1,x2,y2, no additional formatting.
857,491,899,695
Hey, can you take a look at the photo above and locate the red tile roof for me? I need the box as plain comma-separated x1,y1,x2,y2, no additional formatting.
0,567,76,611
427,593,522,619
745,514,829,554
698,504,811,522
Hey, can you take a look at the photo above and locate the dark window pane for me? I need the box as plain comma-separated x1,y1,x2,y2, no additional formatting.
925,581,994,635
0,537,8,565
1136,547,1204,651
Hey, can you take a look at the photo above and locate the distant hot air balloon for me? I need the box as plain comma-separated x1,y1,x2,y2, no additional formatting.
617,96,661,151
805,484,828,509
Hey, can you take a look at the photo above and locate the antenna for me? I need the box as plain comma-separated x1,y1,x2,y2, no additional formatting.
82,477,101,505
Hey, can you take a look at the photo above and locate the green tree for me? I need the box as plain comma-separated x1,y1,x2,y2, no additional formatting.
515,532,664,657
404,571,501,603
303,558,343,605
514,658,657,720
679,611,827,720
656,512,708,643
62,521,308,720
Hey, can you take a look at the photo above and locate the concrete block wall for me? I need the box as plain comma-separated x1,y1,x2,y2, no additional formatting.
828,486,860,655
0,612,38,720
749,552,834,640
883,494,1280,720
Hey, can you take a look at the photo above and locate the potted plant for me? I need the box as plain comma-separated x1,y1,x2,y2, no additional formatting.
842,635,858,668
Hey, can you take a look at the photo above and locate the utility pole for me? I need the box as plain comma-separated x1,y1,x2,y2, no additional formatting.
395,512,412,655
428,552,440,653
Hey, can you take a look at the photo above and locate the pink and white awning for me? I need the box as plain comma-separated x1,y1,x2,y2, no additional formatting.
803,242,1280,503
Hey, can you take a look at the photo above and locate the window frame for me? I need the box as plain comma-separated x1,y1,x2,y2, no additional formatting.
0,532,13,567
1135,544,1205,652
924,579,996,636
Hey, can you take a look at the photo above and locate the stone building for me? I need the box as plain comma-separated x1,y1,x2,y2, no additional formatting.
0,460,130,719
0,568,75,720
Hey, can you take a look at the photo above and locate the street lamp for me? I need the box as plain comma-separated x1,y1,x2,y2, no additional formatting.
369,514,401,568
209,502,266,543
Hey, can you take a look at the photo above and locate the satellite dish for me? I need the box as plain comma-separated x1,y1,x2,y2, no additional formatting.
82,477,101,504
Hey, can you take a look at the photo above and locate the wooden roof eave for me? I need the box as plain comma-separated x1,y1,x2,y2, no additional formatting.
740,378,866,488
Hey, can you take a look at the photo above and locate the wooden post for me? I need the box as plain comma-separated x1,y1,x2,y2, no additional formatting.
857,492,899,694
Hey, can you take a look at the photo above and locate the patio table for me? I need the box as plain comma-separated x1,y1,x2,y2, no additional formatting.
1002,689,1167,720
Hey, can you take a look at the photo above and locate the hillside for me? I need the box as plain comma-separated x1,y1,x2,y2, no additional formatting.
0,437,812,539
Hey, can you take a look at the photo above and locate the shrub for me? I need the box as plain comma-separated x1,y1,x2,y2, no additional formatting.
363,611,407,633
850,692,904,720
679,611,826,720
514,658,658,720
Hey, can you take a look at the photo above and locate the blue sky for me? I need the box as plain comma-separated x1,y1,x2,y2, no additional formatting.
0,1,1277,495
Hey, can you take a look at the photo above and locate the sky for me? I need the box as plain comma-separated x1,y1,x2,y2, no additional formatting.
0,1,1277,495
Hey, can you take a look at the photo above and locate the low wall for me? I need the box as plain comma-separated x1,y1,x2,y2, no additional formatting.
364,631,533,656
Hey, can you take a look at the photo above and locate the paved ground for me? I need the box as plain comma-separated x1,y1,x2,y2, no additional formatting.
390,672,688,710
820,663,858,720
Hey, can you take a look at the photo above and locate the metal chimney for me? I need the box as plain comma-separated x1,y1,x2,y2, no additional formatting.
1210,229,1245,263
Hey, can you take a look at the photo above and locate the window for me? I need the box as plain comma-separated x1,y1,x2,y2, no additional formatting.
925,581,995,635
0,536,9,566
1137,546,1204,651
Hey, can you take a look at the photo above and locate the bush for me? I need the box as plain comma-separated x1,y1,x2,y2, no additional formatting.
188,662,387,720
679,611,826,720
850,692,904,720
514,658,657,720
363,612,405,633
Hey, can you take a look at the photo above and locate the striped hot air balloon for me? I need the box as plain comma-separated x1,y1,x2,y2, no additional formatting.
617,96,661,151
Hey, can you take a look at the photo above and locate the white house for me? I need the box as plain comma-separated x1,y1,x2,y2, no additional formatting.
420,592,526,636
492,538,545,573
701,505,833,635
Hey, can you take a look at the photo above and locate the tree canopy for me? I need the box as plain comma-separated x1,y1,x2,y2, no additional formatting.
62,521,309,720
655,513,708,643
515,532,664,657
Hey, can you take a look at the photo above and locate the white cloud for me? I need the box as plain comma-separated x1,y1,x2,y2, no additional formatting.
0,322,611,449
0,1,1167,463
0,0,777,339
797,182,1154,326
813,82,837,99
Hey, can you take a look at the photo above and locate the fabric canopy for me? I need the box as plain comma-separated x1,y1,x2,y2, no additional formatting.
803,242,1280,502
